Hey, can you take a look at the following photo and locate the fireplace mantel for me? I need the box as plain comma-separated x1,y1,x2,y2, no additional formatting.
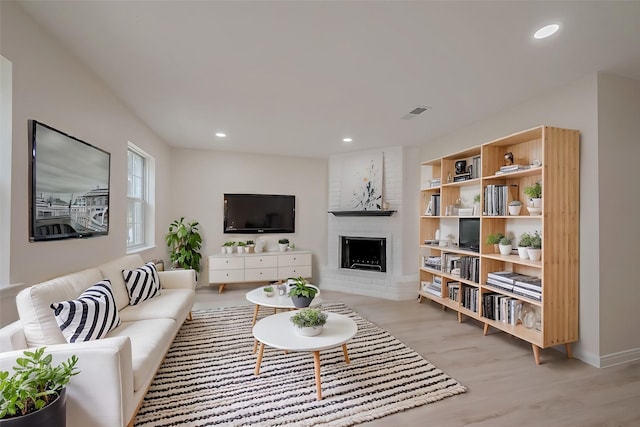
329,210,396,217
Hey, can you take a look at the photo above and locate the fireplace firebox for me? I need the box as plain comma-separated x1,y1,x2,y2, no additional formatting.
340,236,386,272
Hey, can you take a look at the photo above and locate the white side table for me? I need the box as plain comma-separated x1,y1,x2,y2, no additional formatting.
245,286,323,326
252,311,357,400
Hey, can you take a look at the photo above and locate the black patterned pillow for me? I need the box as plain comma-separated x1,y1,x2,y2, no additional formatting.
122,261,161,305
50,279,121,343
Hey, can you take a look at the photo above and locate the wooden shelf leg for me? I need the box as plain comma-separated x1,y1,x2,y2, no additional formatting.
565,343,573,359
418,294,424,303
255,343,265,375
483,323,489,336
457,311,462,323
532,344,541,365
313,351,322,400
218,283,226,294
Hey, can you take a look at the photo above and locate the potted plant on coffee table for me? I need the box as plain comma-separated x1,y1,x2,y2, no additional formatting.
289,307,328,337
0,347,79,427
166,217,203,273
287,276,318,308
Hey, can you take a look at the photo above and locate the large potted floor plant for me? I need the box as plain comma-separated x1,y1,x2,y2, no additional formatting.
0,347,79,427
165,217,203,274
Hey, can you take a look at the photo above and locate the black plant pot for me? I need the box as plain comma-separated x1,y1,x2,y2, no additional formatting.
0,388,66,427
291,295,314,308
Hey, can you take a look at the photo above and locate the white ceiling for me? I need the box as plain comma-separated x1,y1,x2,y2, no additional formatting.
17,1,640,158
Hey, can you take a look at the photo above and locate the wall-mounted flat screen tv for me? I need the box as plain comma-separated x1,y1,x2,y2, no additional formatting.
29,120,111,241
224,193,295,234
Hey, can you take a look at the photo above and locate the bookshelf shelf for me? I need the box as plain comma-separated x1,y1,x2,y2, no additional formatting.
418,125,579,365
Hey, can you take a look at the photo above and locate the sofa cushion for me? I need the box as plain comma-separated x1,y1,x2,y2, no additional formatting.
51,279,121,343
106,318,176,392
16,268,103,347
122,262,161,305
118,289,194,323
97,254,145,311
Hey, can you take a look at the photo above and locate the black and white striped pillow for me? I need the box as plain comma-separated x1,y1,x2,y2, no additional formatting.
122,261,161,305
50,279,121,343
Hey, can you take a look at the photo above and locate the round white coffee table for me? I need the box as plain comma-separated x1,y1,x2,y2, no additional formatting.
245,286,323,326
252,311,357,400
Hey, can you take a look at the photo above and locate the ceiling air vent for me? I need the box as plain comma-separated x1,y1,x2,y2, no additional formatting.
401,105,431,120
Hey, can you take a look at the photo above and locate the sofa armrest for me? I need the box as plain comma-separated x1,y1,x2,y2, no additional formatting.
0,336,135,427
0,320,28,352
159,269,196,290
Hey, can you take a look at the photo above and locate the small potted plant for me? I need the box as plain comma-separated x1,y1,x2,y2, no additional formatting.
262,285,274,297
278,238,290,252
517,232,533,259
473,194,481,216
287,276,318,308
245,240,255,253
222,241,235,254
0,347,79,426
236,241,247,253
527,232,542,261
508,200,522,216
498,236,513,255
486,232,504,254
289,307,328,337
524,182,542,209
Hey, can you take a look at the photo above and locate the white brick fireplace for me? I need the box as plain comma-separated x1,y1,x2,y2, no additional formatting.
319,146,420,300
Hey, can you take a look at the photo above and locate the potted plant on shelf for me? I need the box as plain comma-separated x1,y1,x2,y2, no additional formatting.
287,276,318,308
486,232,504,254
278,238,290,252
0,347,79,427
517,232,533,259
222,241,235,254
245,240,255,253
473,194,481,216
165,217,203,274
508,200,522,216
236,241,247,253
498,236,513,255
289,307,328,337
524,181,542,210
527,232,542,261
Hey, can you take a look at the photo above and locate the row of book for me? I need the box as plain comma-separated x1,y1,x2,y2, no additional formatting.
482,293,522,325
429,178,441,188
461,285,479,313
486,271,542,301
483,184,518,216
425,194,441,216
422,255,442,271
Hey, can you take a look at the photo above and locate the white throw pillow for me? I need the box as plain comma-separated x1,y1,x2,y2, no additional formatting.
122,261,161,305
50,279,121,343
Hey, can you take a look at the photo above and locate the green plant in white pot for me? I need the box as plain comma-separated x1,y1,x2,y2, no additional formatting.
517,232,533,259
0,347,79,427
527,232,542,261
508,200,522,216
498,236,513,255
524,182,542,209
289,307,328,336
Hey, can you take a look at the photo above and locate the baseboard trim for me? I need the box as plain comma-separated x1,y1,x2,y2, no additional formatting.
599,347,640,368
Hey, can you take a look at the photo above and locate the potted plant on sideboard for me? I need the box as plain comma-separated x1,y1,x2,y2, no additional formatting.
278,238,290,252
166,217,203,273
0,347,79,427
289,307,328,337
287,276,319,308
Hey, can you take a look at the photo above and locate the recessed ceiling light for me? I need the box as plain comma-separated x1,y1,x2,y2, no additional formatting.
342,137,353,143
215,132,227,138
533,24,560,39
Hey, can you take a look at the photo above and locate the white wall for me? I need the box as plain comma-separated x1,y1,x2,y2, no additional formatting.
597,73,640,365
1,55,12,287
168,148,328,286
420,73,603,365
1,1,174,288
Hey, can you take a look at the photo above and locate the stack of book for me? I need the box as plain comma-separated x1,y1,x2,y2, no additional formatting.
430,178,441,188
495,164,530,175
421,277,442,297
486,271,542,301
422,255,441,271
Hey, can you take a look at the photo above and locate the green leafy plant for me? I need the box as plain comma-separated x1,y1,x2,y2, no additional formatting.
165,217,203,272
236,241,246,247
499,236,513,245
246,240,254,245
473,194,481,204
289,307,328,328
518,232,533,247
486,232,504,245
263,286,273,292
529,231,542,249
222,241,235,247
0,347,79,419
278,238,290,245
287,276,317,299
524,182,542,199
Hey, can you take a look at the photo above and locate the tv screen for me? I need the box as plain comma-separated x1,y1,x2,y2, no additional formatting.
29,120,111,241
459,218,480,252
224,193,295,234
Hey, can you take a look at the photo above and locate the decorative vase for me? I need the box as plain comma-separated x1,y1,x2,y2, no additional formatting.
527,248,542,261
291,295,314,308
508,205,522,215
499,244,512,255
295,325,323,337
225,246,233,254
517,246,529,259
1,388,67,427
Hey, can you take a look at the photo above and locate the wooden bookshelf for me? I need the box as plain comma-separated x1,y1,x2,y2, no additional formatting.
418,125,579,364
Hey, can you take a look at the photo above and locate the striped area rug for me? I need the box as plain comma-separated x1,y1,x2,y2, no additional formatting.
135,302,467,426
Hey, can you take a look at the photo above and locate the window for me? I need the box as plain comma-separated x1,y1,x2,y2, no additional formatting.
127,143,155,252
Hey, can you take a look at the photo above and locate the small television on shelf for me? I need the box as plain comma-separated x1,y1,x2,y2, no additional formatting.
224,193,295,234
459,218,480,252
29,120,111,242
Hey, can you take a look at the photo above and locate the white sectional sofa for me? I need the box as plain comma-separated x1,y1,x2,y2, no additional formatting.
0,254,196,427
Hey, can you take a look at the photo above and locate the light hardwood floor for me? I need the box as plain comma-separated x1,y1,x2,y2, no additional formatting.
193,284,640,427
